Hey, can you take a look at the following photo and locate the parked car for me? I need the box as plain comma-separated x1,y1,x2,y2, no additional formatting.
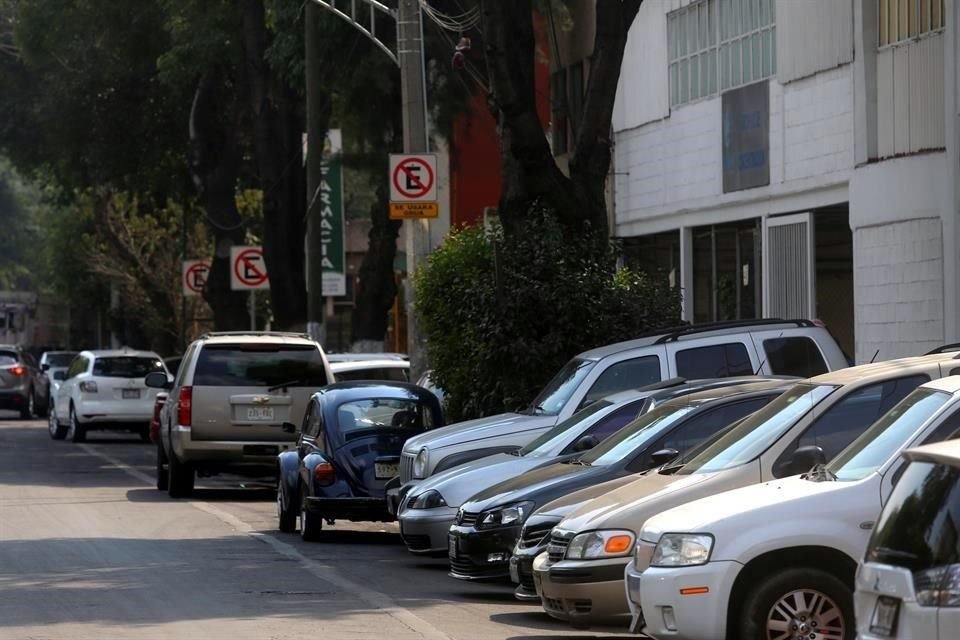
0,344,48,419
447,379,793,581
396,319,848,500
855,438,960,640
330,358,410,383
276,382,444,540
631,375,960,640
149,332,334,498
533,353,960,628
398,377,779,555
48,349,167,442
39,350,77,412
416,370,444,405
149,393,167,444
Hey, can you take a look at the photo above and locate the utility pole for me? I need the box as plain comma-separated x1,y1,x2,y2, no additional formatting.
397,0,431,378
305,0,326,346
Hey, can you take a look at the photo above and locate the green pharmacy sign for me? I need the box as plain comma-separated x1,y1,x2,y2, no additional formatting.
320,130,346,296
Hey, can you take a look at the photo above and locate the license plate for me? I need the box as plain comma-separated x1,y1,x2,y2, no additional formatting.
870,596,901,636
509,558,519,584
449,534,457,559
122,389,140,399
374,462,399,479
246,407,275,421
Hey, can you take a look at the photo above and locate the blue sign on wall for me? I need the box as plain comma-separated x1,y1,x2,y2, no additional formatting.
722,82,770,193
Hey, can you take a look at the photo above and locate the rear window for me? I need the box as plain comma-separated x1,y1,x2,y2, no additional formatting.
337,398,435,433
194,344,329,387
335,367,409,383
46,352,78,367
763,337,828,378
867,461,960,572
92,356,165,378
0,351,17,366
676,343,753,379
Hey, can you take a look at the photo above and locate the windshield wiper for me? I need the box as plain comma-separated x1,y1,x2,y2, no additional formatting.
268,379,302,392
658,463,684,475
802,464,838,482
566,458,591,466
872,546,919,562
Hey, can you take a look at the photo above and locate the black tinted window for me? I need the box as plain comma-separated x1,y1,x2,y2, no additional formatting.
676,343,753,378
764,337,828,377
93,357,165,378
867,461,960,571
194,345,329,387
559,402,646,455
46,352,77,367
583,356,661,405
335,367,408,383
774,375,929,476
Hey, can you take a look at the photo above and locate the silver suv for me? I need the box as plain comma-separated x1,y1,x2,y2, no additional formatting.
149,332,333,498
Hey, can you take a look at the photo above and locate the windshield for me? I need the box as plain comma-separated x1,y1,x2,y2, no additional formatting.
193,344,329,387
828,388,951,481
92,356,164,378
580,402,699,466
45,352,77,367
527,357,596,416
676,383,836,475
518,399,616,457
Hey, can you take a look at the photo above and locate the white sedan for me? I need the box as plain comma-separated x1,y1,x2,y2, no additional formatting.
49,349,168,443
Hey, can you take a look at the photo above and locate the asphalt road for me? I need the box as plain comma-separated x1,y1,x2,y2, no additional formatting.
0,414,634,640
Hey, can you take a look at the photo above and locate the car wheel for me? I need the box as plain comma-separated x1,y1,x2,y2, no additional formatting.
21,389,34,420
156,443,169,491
68,405,86,443
299,487,322,542
138,425,151,443
167,450,195,498
47,403,67,440
277,481,298,533
36,392,49,418
739,567,854,640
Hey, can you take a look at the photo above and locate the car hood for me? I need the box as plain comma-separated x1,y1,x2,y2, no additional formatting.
639,474,870,543
558,462,761,536
460,459,616,514
406,452,561,507
535,474,644,520
402,412,556,453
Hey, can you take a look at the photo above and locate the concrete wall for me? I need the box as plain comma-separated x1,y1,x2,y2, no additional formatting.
776,0,854,84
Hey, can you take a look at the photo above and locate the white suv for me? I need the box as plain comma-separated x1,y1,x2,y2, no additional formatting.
630,375,960,640
49,349,168,443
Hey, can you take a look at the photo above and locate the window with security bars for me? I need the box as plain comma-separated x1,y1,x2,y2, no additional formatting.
878,0,945,47
668,0,776,107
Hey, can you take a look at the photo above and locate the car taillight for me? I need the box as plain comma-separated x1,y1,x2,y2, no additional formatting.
79,381,98,393
314,462,335,486
178,386,192,428
9,365,25,377
914,564,960,606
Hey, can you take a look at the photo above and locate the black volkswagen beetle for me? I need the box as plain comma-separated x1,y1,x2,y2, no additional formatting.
277,382,444,540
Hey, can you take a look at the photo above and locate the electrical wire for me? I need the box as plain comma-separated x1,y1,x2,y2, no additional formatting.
419,0,481,33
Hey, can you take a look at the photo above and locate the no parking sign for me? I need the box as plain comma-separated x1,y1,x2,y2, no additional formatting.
230,246,270,291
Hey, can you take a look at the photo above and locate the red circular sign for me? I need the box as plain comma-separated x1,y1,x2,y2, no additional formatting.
185,263,210,293
233,249,268,286
392,158,435,199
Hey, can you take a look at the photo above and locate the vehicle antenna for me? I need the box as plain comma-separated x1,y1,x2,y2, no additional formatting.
754,360,766,376
870,349,880,364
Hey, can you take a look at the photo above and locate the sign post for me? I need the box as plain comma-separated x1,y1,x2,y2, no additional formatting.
231,246,269,331
182,260,210,298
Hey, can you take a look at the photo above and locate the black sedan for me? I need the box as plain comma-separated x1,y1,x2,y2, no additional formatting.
276,382,444,541
446,379,793,580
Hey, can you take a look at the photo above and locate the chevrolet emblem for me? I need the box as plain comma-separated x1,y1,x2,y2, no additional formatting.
252,397,270,405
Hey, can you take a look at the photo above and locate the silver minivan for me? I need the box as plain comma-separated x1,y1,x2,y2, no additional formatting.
150,332,334,498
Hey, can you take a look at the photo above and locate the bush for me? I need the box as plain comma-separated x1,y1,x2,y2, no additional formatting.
415,212,681,422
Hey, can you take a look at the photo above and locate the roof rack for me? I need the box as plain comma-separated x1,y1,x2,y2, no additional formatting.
651,318,815,344
926,343,960,355
636,377,688,391
198,331,313,340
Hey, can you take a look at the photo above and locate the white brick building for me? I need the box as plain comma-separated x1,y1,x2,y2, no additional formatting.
609,0,955,362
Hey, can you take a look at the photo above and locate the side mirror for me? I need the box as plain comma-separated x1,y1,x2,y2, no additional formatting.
572,434,600,452
650,448,680,467
41,363,50,372
53,371,67,381
281,422,298,434
144,371,172,390
784,445,826,477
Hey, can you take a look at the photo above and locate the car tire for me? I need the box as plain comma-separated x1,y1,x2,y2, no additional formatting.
20,389,34,420
739,567,854,640
167,450,195,498
68,405,86,443
300,488,322,542
138,426,151,443
277,481,297,533
36,392,49,418
156,443,169,491
47,403,67,440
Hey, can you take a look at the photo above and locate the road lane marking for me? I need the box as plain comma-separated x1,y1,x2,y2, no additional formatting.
79,444,451,640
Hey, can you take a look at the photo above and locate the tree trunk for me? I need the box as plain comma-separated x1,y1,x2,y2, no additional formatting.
189,70,249,331
240,0,308,331
351,184,401,350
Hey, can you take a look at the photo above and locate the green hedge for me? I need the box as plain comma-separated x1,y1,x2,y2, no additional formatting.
415,214,681,422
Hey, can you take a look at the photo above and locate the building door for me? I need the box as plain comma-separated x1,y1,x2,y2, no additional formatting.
764,212,815,319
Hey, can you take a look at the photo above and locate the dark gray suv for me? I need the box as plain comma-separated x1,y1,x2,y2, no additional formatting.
0,345,48,418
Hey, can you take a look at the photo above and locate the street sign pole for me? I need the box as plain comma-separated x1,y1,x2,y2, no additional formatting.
305,1,326,346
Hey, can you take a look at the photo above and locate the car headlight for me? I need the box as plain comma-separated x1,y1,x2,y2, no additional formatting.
413,448,429,478
477,501,535,529
566,530,636,560
409,489,447,510
650,533,714,567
